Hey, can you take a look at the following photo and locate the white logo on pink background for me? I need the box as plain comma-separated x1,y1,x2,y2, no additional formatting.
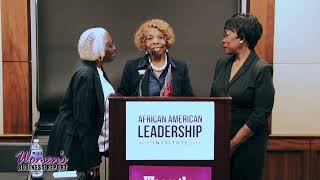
130,166,211,180
143,176,186,180
143,176,155,180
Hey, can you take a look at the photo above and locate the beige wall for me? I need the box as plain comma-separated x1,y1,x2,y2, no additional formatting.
30,0,39,130
272,0,320,134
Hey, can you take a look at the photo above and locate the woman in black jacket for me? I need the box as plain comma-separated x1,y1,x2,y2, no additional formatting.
210,13,275,180
47,27,116,178
117,19,193,97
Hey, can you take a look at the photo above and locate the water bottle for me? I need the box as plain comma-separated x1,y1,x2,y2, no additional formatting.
30,139,43,178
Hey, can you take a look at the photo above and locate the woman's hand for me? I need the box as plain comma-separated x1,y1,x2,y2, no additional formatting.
230,139,239,157
230,124,253,157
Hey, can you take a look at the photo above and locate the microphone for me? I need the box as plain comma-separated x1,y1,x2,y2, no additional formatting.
150,49,161,60
137,65,150,96
151,50,156,59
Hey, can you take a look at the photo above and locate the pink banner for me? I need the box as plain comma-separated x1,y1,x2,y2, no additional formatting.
129,165,212,180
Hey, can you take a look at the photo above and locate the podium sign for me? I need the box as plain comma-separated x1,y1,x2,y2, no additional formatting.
109,96,231,180
129,165,212,180
126,101,215,160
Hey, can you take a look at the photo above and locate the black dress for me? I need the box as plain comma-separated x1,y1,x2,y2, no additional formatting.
210,51,275,180
47,60,109,171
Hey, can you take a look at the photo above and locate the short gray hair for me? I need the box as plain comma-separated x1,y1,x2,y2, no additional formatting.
78,27,108,61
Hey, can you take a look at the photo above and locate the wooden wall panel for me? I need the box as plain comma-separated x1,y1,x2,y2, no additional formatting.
249,0,274,64
3,62,30,133
0,134,32,142
1,0,31,137
262,137,320,180
268,138,310,151
263,138,310,180
1,0,29,61
310,139,320,180
264,151,310,180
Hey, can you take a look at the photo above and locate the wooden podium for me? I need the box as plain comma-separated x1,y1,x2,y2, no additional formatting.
108,96,231,180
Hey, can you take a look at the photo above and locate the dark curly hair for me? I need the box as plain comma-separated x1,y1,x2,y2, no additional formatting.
224,13,263,50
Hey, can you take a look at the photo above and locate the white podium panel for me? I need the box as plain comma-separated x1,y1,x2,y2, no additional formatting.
126,101,215,160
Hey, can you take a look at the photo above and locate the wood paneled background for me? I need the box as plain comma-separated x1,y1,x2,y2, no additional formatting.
249,0,274,64
263,136,320,180
1,0,31,135
310,139,320,180
2,0,29,61
3,62,30,133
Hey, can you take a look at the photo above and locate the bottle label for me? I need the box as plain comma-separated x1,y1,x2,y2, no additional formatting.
31,149,43,158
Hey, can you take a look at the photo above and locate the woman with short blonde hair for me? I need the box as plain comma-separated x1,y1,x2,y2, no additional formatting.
134,19,175,50
118,19,193,97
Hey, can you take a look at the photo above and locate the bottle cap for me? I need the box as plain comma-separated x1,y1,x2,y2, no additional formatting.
33,139,39,143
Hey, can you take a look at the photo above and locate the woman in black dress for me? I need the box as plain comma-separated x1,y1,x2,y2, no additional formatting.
210,13,275,180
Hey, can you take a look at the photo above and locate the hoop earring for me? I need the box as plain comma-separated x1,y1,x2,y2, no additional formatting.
98,56,103,61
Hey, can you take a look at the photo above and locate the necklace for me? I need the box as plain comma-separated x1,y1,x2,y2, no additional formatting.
149,56,167,72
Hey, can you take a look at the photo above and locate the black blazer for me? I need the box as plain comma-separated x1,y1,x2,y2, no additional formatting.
210,51,275,138
47,60,108,171
117,54,194,96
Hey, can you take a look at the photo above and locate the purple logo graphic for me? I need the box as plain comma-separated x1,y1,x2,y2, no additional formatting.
129,165,212,180
15,151,68,165
15,151,69,172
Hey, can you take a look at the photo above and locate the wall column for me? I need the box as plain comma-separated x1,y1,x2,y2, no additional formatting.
1,0,31,135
